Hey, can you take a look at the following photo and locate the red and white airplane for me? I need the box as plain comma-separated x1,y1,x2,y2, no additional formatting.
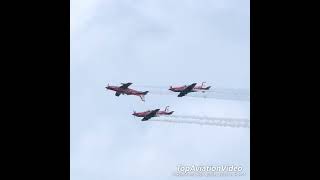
106,82,149,101
132,106,174,121
169,82,211,97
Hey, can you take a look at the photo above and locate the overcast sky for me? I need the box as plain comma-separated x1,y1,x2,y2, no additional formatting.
71,0,250,179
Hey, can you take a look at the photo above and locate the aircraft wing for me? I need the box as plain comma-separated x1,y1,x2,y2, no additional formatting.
177,91,187,97
178,83,197,97
141,109,160,121
119,82,132,89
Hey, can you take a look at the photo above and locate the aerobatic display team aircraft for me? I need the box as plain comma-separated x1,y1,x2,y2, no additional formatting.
132,106,174,121
169,82,211,97
106,83,149,101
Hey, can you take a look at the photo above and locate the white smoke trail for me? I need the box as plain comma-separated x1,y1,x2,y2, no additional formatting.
148,118,250,128
169,115,250,122
185,93,249,101
147,89,250,101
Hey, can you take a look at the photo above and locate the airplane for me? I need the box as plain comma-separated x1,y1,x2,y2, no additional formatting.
105,82,149,101
132,109,160,121
132,106,174,121
169,82,211,97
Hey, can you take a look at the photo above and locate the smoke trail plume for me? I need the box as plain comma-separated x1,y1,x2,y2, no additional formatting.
148,118,250,128
170,115,249,122
147,89,250,101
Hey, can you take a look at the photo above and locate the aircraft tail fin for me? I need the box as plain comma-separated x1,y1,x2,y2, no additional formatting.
168,111,174,115
142,91,149,95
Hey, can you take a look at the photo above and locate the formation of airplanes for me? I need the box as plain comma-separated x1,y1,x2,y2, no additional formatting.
105,82,211,121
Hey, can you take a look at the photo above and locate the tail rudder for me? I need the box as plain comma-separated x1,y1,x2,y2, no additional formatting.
143,91,149,95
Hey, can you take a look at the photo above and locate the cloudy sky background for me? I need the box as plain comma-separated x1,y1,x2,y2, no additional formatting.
71,0,250,179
